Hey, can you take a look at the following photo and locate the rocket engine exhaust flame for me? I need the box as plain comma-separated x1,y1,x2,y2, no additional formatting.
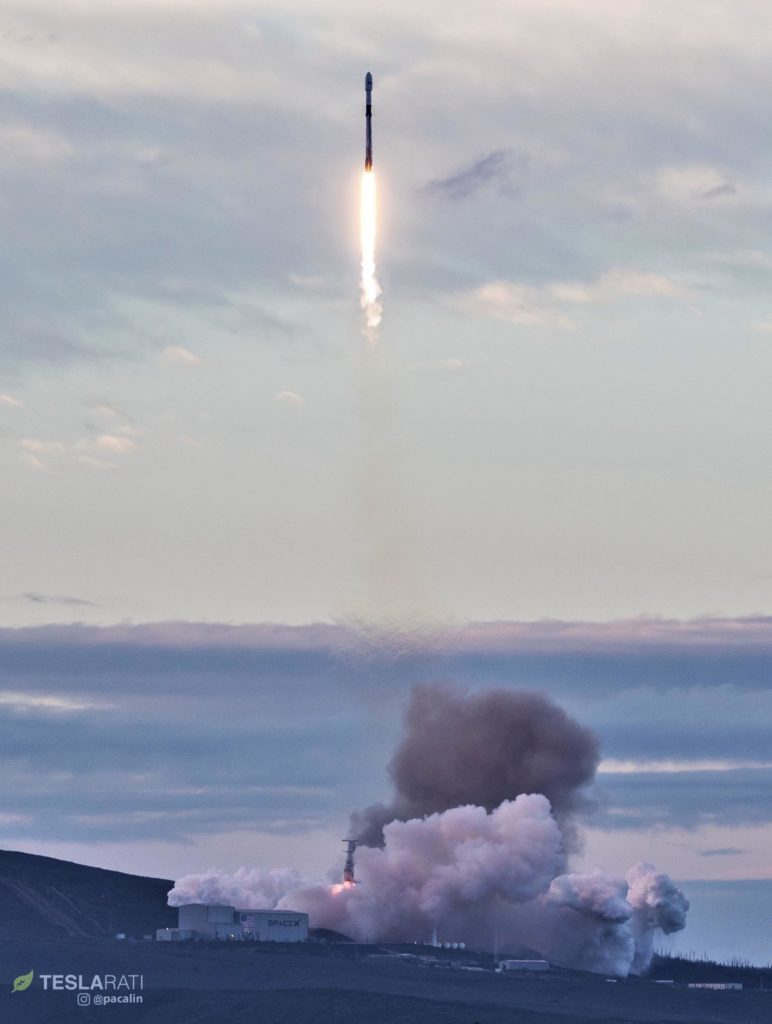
360,170,382,338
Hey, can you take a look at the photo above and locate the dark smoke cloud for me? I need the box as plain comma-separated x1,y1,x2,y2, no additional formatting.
350,684,599,846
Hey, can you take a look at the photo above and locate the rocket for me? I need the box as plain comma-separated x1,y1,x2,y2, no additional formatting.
365,72,373,171
342,838,360,886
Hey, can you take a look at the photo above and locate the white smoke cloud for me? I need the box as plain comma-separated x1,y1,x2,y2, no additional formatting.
168,797,687,976
547,869,631,923
626,861,690,974
169,866,308,910
281,796,565,944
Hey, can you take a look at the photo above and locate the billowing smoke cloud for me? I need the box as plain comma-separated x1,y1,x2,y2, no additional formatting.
627,862,690,974
283,796,566,944
168,685,688,975
169,867,306,910
350,685,599,846
169,803,687,976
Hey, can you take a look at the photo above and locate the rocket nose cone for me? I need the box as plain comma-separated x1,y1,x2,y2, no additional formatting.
365,72,372,89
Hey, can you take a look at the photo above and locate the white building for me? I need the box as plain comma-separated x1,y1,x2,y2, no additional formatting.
159,904,308,943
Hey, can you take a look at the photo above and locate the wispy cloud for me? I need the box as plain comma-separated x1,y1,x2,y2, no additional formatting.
161,345,201,366
15,592,99,608
594,767,772,830
707,249,772,272
455,266,688,328
655,163,738,203
455,281,575,328
20,438,66,455
92,434,137,454
599,759,772,774
425,149,527,201
75,456,115,470
19,438,65,470
274,390,304,405
0,690,106,713
0,121,73,166
699,847,748,858
19,433,137,469
751,316,772,334
559,269,688,301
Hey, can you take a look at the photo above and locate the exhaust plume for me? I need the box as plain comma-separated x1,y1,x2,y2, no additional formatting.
360,170,382,339
170,807,687,976
627,861,690,974
168,685,688,975
281,795,565,943
350,684,600,846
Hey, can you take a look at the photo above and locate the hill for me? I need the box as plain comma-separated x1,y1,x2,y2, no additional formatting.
0,848,175,941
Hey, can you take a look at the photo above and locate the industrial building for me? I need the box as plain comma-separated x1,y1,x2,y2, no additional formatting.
499,959,550,972
156,904,308,942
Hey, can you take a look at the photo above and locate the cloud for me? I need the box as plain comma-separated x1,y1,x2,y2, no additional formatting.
160,345,201,366
593,269,686,298
19,438,66,469
752,316,772,334
592,767,772,830
274,390,304,405
457,266,688,327
424,149,527,200
699,847,748,858
0,617,769,846
655,163,738,203
0,121,72,166
19,434,137,469
0,706,341,842
455,281,575,328
599,759,772,774
20,438,66,455
0,690,106,713
20,452,46,471
551,269,688,303
707,249,772,272
93,434,137,454
15,592,99,608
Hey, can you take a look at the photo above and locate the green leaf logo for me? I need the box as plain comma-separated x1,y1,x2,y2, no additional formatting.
12,970,34,992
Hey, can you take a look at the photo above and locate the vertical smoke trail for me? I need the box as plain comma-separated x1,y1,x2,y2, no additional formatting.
360,170,382,339
353,163,433,627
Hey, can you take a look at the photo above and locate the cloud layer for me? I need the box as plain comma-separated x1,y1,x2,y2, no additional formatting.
0,617,770,848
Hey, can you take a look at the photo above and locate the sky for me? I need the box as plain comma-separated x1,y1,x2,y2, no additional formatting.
0,0,771,965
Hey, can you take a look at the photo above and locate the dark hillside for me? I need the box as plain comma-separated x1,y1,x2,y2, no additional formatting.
0,848,174,940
